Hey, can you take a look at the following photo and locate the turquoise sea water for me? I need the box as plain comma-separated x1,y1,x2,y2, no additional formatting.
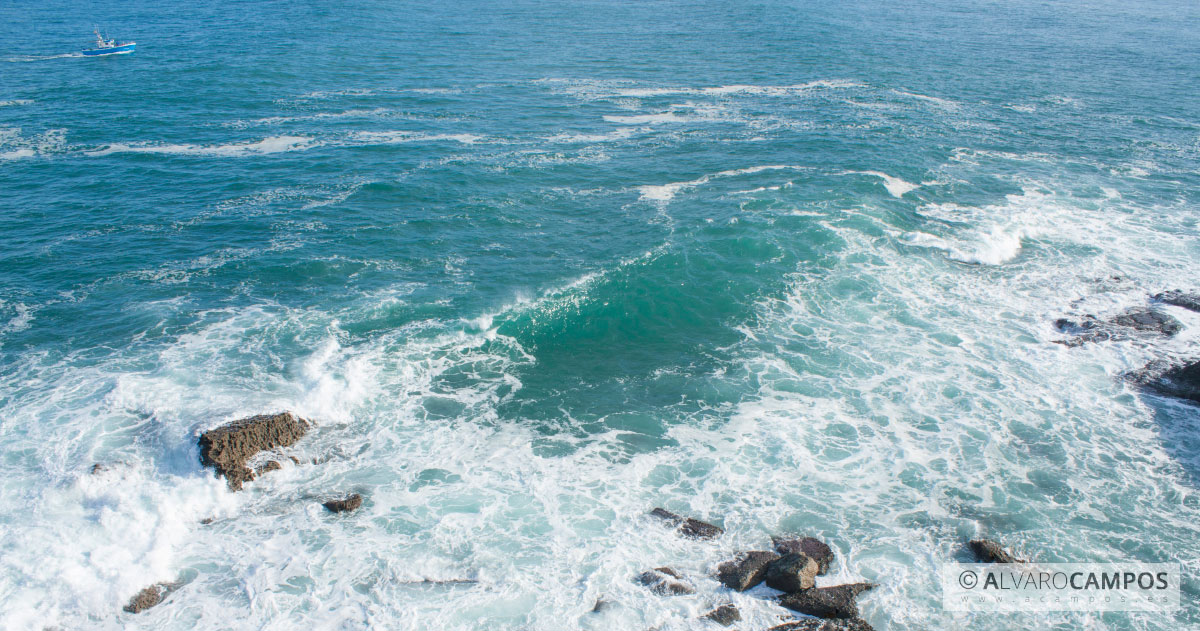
2,1,1199,629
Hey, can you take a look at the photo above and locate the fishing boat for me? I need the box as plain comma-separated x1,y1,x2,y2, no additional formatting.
82,29,135,56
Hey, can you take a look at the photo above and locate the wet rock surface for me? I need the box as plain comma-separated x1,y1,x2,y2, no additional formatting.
765,553,820,593
323,493,364,513
778,583,876,620
649,507,724,540
717,550,780,591
1131,360,1200,404
702,603,741,626
123,582,178,614
1154,290,1200,313
968,538,1025,564
636,567,696,596
768,618,876,631
198,412,309,491
1054,308,1181,345
773,536,835,575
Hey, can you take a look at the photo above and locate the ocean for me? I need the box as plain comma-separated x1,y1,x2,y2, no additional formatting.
1,0,1198,629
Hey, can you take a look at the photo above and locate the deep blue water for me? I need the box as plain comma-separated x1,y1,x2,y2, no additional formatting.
2,1,1199,629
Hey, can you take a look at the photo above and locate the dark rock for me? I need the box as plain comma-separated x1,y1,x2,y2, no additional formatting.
1153,290,1200,313
1055,309,1181,345
90,463,111,474
123,582,179,614
778,583,876,620
198,412,309,491
199,517,215,525
648,507,723,540
703,604,741,626
1110,309,1181,336
765,553,820,593
773,536,835,575
717,550,780,591
636,567,695,596
768,618,876,631
323,493,363,513
968,538,1024,563
1132,360,1200,404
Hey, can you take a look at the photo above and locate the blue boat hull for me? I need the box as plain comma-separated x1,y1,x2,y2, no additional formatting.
82,43,135,56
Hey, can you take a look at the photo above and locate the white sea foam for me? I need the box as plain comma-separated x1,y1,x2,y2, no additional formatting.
349,131,482,144
0,148,35,160
845,170,919,198
0,99,32,107
637,165,806,203
90,135,317,157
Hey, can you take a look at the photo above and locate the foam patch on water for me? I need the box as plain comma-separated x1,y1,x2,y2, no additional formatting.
637,165,806,203
847,170,920,198
0,99,32,107
349,131,482,145
90,136,317,157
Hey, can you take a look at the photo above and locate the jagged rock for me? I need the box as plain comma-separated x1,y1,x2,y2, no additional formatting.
648,507,723,540
323,493,363,513
766,553,820,593
198,412,309,490
773,536,835,575
968,538,1024,564
779,583,876,619
1154,290,1200,313
123,582,179,614
636,567,695,595
1054,309,1181,346
717,550,780,591
1131,360,1200,404
768,618,876,631
255,460,282,475
703,604,741,626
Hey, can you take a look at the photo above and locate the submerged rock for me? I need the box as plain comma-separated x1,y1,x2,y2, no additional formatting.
968,538,1025,564
198,412,309,491
648,507,723,540
123,582,179,614
773,536,835,575
636,567,695,596
703,604,741,626
717,550,780,591
1153,290,1200,313
779,583,876,619
765,553,820,593
1131,360,1200,404
768,618,876,631
323,493,364,513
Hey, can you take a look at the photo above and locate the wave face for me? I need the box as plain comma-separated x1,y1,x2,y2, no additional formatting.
2,1,1200,630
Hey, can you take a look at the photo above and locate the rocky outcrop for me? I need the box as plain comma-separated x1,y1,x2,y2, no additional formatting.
198,412,309,490
636,567,695,595
323,493,364,513
649,507,723,540
123,582,179,614
765,553,820,592
773,536,835,575
702,604,741,626
768,618,876,631
779,583,875,620
717,550,780,591
1153,290,1200,313
1131,360,1200,404
1054,308,1181,346
968,538,1025,564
